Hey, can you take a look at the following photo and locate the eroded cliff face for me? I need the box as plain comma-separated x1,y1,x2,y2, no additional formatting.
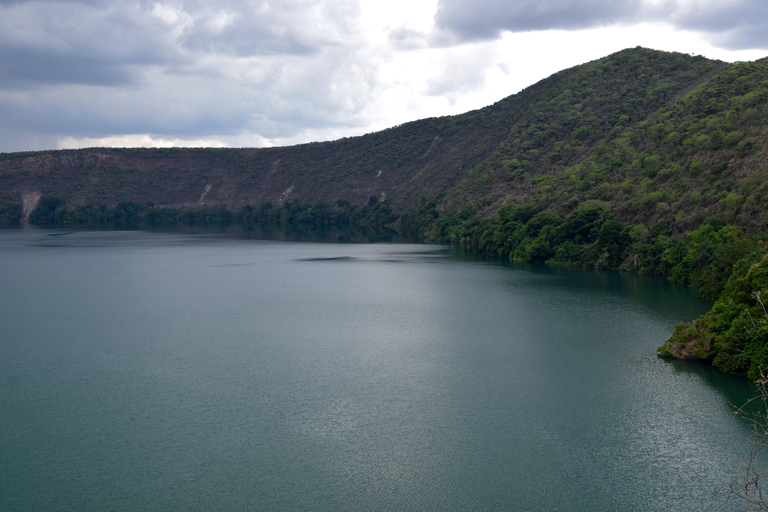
21,191,41,224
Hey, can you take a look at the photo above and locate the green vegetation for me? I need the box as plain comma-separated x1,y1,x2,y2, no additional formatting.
659,249,768,378
0,202,21,225
22,197,399,237
4,47,768,377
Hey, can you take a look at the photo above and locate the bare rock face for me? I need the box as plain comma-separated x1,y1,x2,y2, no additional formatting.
21,191,41,224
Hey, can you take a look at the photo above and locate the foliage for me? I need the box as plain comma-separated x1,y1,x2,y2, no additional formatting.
658,253,768,377
0,202,21,225
25,197,400,237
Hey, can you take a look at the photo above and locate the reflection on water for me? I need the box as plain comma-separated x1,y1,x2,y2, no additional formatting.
0,228,761,512
450,243,712,322
669,358,758,413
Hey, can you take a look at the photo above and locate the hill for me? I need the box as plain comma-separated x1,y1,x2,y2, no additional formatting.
0,47,729,223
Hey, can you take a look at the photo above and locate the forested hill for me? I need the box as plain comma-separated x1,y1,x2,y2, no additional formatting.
0,47,735,226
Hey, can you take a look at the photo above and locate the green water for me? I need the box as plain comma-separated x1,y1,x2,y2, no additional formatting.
0,229,758,511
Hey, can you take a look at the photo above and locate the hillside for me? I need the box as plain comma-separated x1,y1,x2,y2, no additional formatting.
3,47,768,377
0,47,729,223
0,94,516,220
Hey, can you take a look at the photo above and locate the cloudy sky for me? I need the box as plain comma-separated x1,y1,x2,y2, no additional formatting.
0,0,766,153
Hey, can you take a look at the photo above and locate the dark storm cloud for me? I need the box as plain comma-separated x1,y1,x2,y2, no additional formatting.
434,0,768,50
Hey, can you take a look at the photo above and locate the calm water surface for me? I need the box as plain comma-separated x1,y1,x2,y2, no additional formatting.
0,229,759,511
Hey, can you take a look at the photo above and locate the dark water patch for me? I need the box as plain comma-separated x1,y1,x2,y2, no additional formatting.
295,256,357,262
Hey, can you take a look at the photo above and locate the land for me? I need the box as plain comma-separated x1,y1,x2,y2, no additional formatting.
2,46,768,377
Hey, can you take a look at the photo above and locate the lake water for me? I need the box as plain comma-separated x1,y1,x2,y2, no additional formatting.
0,228,760,511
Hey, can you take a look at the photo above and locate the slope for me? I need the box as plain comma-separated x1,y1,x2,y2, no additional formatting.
0,47,726,221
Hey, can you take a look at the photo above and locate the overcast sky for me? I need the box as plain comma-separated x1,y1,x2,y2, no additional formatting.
0,0,766,153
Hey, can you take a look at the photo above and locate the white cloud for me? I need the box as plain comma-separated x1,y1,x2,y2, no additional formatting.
57,133,230,149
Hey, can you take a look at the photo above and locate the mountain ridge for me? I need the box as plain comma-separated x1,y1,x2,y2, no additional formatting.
0,47,735,228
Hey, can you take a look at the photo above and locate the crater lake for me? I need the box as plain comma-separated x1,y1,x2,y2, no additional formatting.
0,228,759,511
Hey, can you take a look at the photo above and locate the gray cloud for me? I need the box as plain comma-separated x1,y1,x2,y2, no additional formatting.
434,0,768,50
0,1,182,88
178,0,359,56
0,127,58,153
0,0,374,150
0,9,374,147
0,0,105,3
434,0,641,41
0,0,359,90
0,51,135,88
668,1,768,50
715,25,768,51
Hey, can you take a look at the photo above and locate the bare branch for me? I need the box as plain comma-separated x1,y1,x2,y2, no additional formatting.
727,369,768,510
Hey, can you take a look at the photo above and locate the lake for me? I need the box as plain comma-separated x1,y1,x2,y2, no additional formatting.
0,228,759,511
